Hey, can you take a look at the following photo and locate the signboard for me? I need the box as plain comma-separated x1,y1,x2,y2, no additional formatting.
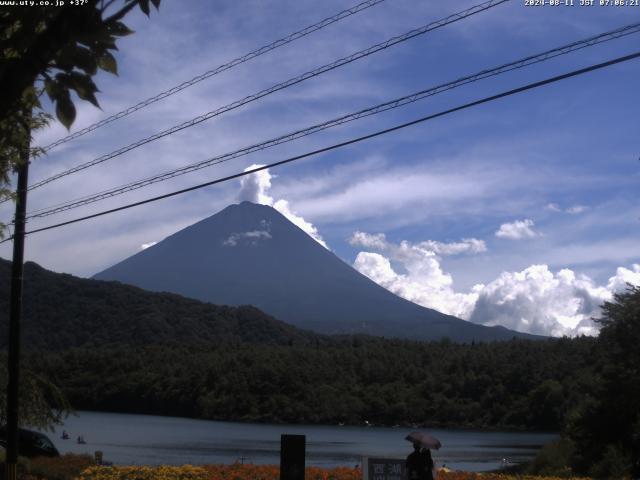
363,457,405,480
280,434,305,480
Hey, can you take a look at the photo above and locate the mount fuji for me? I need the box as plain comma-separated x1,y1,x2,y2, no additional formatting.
94,202,537,341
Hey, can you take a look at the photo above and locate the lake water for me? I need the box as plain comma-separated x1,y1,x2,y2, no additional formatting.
44,411,556,472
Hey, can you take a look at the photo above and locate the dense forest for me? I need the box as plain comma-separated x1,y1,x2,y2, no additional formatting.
0,259,323,349
24,337,595,431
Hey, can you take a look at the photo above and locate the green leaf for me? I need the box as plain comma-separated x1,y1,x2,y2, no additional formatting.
108,21,135,37
73,46,98,76
139,0,150,16
82,91,100,109
54,45,76,72
44,78,63,103
98,51,118,76
105,40,119,52
76,29,106,49
77,25,118,50
69,73,100,108
54,72,73,89
55,91,76,130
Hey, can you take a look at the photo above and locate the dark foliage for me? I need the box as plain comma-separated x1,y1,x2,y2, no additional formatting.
23,336,596,431
0,0,160,128
0,1,161,224
565,285,640,478
0,259,323,349
0,258,599,432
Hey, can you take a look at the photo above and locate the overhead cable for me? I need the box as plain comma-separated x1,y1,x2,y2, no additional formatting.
39,0,388,152
3,49,636,243
26,0,509,192
25,22,640,220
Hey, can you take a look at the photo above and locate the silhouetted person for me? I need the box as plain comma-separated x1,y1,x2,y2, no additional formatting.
420,448,434,480
406,442,432,480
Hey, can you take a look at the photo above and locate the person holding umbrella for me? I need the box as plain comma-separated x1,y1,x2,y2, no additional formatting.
420,448,435,480
406,441,429,480
405,432,441,480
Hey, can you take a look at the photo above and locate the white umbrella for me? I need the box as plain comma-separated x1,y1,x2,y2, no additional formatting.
405,431,442,450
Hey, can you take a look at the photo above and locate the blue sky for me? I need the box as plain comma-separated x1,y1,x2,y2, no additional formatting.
1,0,639,336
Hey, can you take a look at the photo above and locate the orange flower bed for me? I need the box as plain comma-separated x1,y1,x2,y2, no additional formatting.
12,458,592,480
202,464,362,480
199,465,590,480
74,465,207,480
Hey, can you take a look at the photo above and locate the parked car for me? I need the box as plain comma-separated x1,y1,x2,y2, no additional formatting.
0,427,60,458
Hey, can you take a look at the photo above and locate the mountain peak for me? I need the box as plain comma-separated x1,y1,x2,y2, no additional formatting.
212,200,271,216
232,200,267,210
237,200,261,207
94,204,538,342
210,201,286,225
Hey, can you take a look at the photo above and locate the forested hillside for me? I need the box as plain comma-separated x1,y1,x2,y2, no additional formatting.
25,336,596,431
0,259,323,349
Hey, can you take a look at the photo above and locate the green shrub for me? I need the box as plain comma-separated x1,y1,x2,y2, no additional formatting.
527,438,575,477
588,444,632,480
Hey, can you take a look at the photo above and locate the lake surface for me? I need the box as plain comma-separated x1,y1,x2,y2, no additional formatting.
45,411,556,472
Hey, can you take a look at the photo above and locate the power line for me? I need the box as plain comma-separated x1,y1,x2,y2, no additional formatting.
39,0,388,152
26,0,508,192
4,49,637,243
25,22,640,220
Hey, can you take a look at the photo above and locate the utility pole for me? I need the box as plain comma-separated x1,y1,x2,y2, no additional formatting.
5,127,30,480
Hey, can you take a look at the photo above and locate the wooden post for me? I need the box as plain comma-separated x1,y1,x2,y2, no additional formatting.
5,136,30,480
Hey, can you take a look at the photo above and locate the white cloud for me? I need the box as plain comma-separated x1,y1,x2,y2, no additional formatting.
469,265,610,337
606,264,640,292
354,252,398,285
351,232,640,337
349,231,486,257
237,165,328,249
238,167,274,205
566,205,588,214
421,238,487,256
293,164,506,225
273,199,327,248
354,251,479,320
140,242,157,250
495,219,539,240
350,233,486,319
350,231,388,250
546,203,588,214
223,229,272,247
